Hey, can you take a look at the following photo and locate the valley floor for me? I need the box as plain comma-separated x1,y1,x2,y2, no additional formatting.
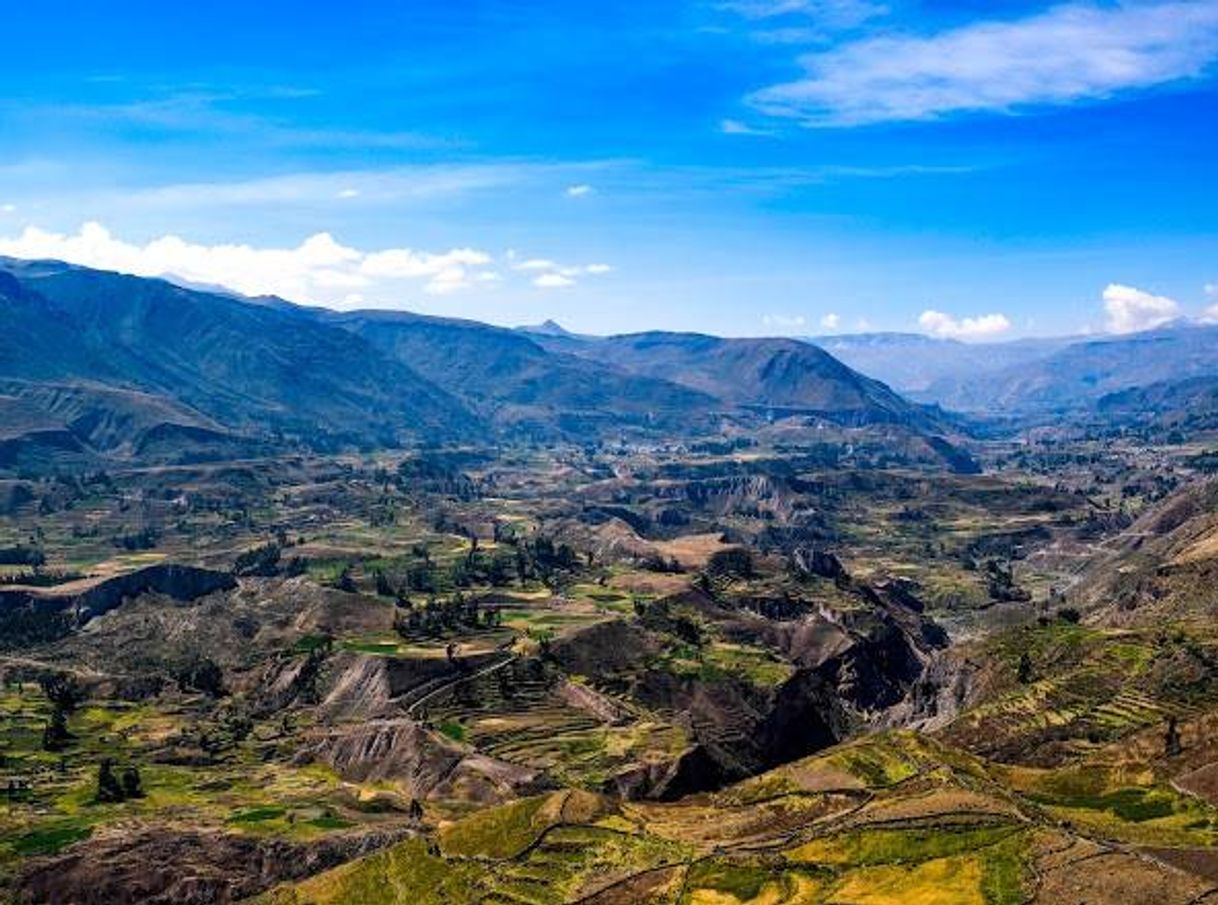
2,437,1218,903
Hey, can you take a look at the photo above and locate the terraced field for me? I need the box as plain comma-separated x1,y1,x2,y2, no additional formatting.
251,732,1218,904
940,619,1218,766
5,444,1218,902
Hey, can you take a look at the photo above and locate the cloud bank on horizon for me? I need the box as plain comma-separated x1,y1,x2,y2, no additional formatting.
0,223,610,308
918,310,1012,340
1103,283,1181,333
1,220,1215,340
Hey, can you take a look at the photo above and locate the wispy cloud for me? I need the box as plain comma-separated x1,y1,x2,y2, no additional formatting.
534,273,576,289
509,254,612,289
720,0,889,47
0,222,607,307
0,157,972,227
721,0,887,28
565,184,595,197
820,312,841,329
8,90,460,152
762,313,807,331
601,162,980,200
750,1,1218,126
1103,283,1180,333
512,258,560,272
919,309,1011,339
0,159,635,231
720,118,775,136
120,164,542,209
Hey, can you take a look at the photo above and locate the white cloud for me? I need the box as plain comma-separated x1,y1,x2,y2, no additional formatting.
0,222,504,305
512,257,613,288
425,267,482,295
512,258,559,272
918,309,1011,340
534,273,575,289
820,312,841,329
762,313,807,331
565,184,595,197
1102,283,1180,333
749,1,1218,126
720,118,774,136
362,247,491,280
0,204,14,214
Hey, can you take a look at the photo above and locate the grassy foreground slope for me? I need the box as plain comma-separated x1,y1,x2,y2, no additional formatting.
250,730,1218,904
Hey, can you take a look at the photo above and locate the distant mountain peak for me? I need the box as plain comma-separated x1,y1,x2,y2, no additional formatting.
519,319,573,337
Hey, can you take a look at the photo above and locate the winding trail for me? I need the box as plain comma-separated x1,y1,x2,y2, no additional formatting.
404,637,519,718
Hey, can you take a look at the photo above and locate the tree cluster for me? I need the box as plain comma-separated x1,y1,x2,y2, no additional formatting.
394,593,503,639
96,758,143,803
112,526,160,551
0,545,46,567
706,547,755,580
175,657,226,697
233,542,307,578
372,534,583,600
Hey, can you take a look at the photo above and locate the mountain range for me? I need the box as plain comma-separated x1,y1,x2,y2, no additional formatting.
810,324,1218,418
917,324,1218,414
524,330,926,427
0,258,943,470
807,332,1074,395
5,256,1218,473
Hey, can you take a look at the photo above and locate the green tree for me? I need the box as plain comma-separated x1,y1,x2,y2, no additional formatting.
120,765,144,799
96,759,125,803
39,673,82,713
333,564,357,593
42,706,71,752
1017,652,1033,685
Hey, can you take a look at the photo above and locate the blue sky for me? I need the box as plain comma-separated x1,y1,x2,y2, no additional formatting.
1,0,1217,338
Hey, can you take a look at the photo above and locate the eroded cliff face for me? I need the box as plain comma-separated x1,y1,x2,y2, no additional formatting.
0,563,236,627
0,564,238,657
546,579,952,799
71,565,238,622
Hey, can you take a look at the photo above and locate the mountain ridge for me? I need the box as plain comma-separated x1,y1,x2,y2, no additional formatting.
0,257,945,465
